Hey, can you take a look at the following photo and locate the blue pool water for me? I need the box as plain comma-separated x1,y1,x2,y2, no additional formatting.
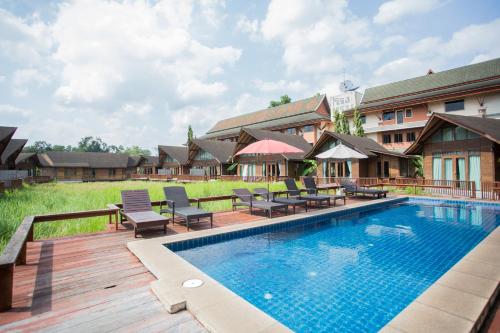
172,199,500,332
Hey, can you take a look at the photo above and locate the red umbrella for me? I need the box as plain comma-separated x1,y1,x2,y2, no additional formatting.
234,139,304,194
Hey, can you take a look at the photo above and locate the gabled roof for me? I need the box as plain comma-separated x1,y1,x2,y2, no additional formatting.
305,131,406,159
188,139,236,163
158,145,189,165
127,155,145,168
203,94,330,139
234,128,312,160
1,139,28,165
38,151,136,168
0,126,17,158
360,58,500,109
405,113,500,154
15,152,37,165
141,155,159,166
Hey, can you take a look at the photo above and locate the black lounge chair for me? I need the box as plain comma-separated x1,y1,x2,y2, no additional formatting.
283,179,331,207
160,186,213,231
232,188,288,218
340,181,388,198
303,177,346,206
253,188,308,214
121,190,169,238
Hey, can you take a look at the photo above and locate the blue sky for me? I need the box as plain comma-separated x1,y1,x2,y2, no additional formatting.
1,0,499,151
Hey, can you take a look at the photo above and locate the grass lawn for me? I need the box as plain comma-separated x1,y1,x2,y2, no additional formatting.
0,180,289,252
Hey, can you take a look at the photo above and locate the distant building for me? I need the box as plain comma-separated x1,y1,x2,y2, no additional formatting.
158,145,190,175
330,91,362,113
186,139,236,178
344,58,500,152
202,94,331,145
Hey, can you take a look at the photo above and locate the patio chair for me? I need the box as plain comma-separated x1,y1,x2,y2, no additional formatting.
160,186,213,231
121,190,169,238
232,188,288,218
340,180,388,198
284,179,331,207
253,188,307,214
303,177,346,206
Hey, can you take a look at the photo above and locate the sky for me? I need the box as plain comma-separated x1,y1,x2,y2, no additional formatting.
1,0,499,152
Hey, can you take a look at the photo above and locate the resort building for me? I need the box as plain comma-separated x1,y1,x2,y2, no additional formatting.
232,128,313,179
345,57,500,152
187,139,236,178
136,156,159,175
203,94,331,144
305,131,414,178
1,139,28,170
405,113,500,188
37,151,143,181
14,153,39,176
158,145,189,175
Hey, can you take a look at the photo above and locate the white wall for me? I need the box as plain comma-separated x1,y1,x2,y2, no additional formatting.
428,92,500,118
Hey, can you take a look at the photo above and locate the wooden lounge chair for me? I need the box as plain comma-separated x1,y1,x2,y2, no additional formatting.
121,190,169,238
253,188,307,214
340,180,388,198
160,186,213,231
303,177,346,206
284,179,331,207
232,188,288,218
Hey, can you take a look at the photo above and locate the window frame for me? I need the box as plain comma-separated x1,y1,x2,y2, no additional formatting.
382,111,395,121
444,99,465,112
382,134,392,144
405,108,413,118
394,133,403,143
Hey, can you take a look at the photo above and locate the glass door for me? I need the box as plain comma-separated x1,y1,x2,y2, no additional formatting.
432,157,442,179
468,155,481,190
396,110,404,124
444,158,453,181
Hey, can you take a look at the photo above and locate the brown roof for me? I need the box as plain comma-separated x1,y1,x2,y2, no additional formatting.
405,113,500,154
188,139,236,163
15,152,37,165
234,128,312,160
158,145,189,165
141,156,159,166
1,139,28,165
203,94,330,139
38,151,137,168
305,131,406,159
0,126,17,158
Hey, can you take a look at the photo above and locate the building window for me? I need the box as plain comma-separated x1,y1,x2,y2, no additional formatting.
360,115,366,124
383,111,395,121
287,128,297,135
406,132,416,142
383,161,390,178
164,155,175,163
394,133,403,143
442,127,454,141
195,149,214,160
445,99,465,112
405,108,413,117
108,169,116,176
303,125,314,132
383,134,392,144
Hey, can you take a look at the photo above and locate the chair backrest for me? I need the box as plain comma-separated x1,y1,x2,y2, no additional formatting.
163,186,190,208
233,188,253,202
284,179,300,196
253,188,273,200
121,190,152,213
340,180,357,190
302,177,317,194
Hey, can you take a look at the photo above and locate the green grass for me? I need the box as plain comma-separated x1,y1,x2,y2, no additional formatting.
0,180,288,252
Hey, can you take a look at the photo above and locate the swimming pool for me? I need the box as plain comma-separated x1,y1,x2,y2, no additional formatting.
169,198,500,332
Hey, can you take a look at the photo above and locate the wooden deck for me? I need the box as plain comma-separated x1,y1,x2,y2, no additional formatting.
0,209,268,332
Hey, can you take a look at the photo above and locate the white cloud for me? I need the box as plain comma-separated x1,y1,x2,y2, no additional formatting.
0,104,32,117
260,0,372,74
253,79,307,93
177,80,227,100
373,57,428,83
381,35,407,49
12,68,50,96
236,16,259,39
374,0,445,25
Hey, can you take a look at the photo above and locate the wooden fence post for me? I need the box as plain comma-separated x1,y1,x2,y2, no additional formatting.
0,263,14,311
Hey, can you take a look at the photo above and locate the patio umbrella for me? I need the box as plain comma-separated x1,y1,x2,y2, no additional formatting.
234,139,304,193
315,143,368,160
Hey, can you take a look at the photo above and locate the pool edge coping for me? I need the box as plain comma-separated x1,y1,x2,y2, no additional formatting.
127,196,499,333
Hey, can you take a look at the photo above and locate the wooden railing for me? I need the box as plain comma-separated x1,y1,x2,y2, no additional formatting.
479,181,500,200
0,207,120,311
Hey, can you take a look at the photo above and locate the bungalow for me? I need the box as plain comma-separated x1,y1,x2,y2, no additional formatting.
136,156,159,175
187,139,236,178
202,94,331,144
232,128,312,178
158,145,189,175
305,131,414,179
405,113,500,188
15,153,39,176
37,151,143,181
1,139,28,170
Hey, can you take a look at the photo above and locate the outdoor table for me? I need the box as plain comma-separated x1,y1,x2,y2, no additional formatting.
125,211,169,237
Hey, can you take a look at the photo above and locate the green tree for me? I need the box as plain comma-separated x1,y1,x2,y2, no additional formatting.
333,111,341,132
412,156,424,177
335,112,351,135
269,94,292,108
124,145,151,156
76,136,110,152
187,125,194,142
301,159,318,176
23,141,52,153
352,108,365,137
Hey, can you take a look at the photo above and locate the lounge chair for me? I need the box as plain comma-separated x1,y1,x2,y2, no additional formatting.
160,186,213,231
340,180,388,198
121,190,169,238
232,188,288,218
253,188,308,214
284,179,331,207
303,177,346,206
